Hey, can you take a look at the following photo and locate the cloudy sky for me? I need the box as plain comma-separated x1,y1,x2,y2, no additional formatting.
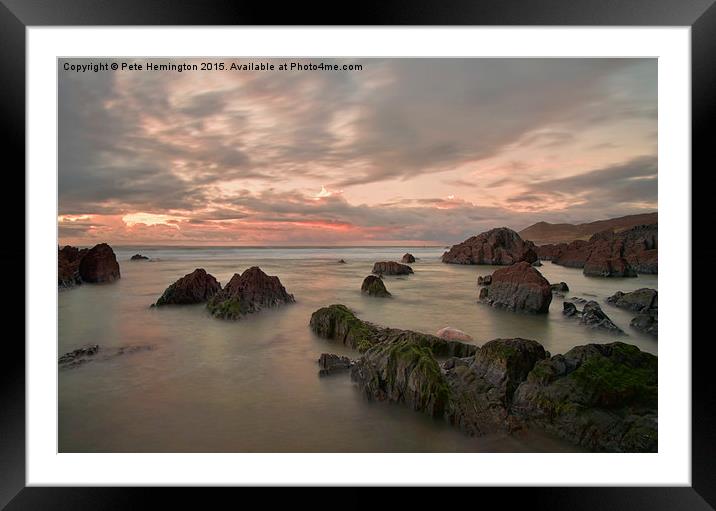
58,58,657,246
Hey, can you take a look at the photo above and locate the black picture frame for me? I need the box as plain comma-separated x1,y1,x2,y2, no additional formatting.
2,0,710,508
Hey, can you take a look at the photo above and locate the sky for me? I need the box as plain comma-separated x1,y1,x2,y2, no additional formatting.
58,58,657,246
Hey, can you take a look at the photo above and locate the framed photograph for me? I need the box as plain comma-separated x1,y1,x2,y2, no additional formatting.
3,0,711,507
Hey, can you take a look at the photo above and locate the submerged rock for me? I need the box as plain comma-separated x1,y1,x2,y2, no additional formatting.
511,342,657,452
155,268,221,306
318,353,354,376
79,243,121,283
479,262,552,314
309,304,477,357
401,253,416,263
442,227,538,265
436,327,473,343
58,344,154,369
130,254,149,261
361,275,391,297
58,344,99,368
207,266,295,320
372,261,413,276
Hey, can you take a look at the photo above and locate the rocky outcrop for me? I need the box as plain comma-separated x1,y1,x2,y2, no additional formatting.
442,227,538,265
130,254,149,261
445,338,547,435
311,305,657,452
401,253,416,263
372,261,413,275
477,275,492,286
436,327,473,343
59,344,154,369
479,262,552,314
361,275,391,297
318,353,354,376
563,300,624,333
607,289,658,337
309,304,477,357
535,243,568,261
78,243,121,283
155,269,221,306
58,245,88,287
511,342,657,452
551,224,657,276
550,282,569,294
207,266,295,319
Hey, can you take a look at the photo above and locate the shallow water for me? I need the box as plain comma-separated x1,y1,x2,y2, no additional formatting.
58,246,657,452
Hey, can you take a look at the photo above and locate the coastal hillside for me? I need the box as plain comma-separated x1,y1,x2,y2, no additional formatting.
519,212,657,245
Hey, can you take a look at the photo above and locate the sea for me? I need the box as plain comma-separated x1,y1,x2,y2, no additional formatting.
58,246,657,452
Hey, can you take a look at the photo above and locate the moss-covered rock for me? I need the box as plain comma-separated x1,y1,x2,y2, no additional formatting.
361,275,391,297
511,342,657,452
207,266,294,320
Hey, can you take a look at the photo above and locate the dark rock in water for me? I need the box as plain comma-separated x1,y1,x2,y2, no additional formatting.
79,243,121,283
436,327,473,343
372,261,413,275
309,304,477,357
130,254,149,261
563,302,578,317
550,282,569,293
58,343,154,369
477,275,492,286
511,342,657,452
58,245,88,288
351,340,450,417
58,344,99,368
361,275,391,297
442,227,538,265
607,288,657,312
479,262,552,314
563,301,624,333
401,253,416,263
569,296,589,304
318,353,354,376
207,266,295,319
631,310,658,336
338,259,347,264
551,224,657,276
155,268,221,306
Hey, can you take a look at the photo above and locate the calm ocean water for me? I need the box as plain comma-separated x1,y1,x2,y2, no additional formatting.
58,246,657,452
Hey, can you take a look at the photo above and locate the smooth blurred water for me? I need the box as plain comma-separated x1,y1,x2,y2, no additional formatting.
58,246,657,452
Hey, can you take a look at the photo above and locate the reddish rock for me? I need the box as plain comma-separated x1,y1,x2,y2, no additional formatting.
58,245,88,287
479,262,552,314
372,261,413,275
535,242,567,261
78,243,120,283
155,268,221,306
436,327,474,343
442,227,538,265
207,266,295,319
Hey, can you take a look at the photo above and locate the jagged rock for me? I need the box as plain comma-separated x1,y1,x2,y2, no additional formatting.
436,327,473,343
607,289,657,312
309,304,477,357
401,253,416,263
479,262,552,314
372,261,413,275
58,344,154,369
318,353,354,376
78,243,121,283
442,227,538,265
550,282,569,293
207,266,294,319
477,275,492,286
130,254,149,261
361,275,391,297
631,311,658,336
511,342,657,452
58,245,88,287
155,269,221,306
563,301,624,333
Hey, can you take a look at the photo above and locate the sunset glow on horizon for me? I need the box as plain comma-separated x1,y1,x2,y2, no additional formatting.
59,58,657,246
